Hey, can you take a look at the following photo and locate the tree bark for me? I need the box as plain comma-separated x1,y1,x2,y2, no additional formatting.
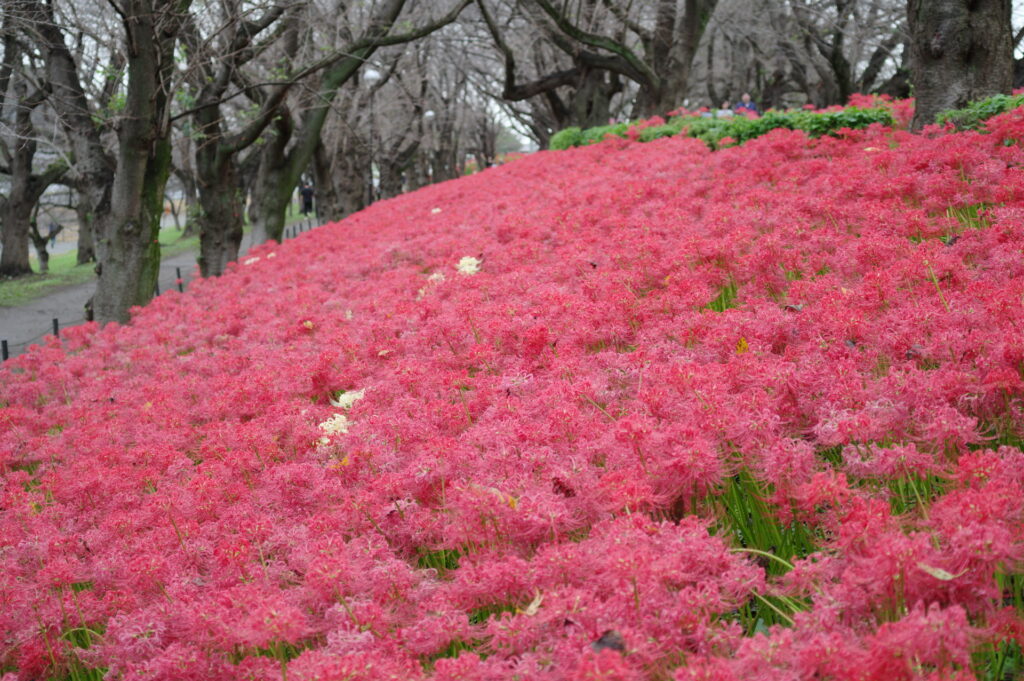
312,138,353,221
318,147,368,220
380,139,420,200
0,198,34,277
195,153,243,277
643,0,717,114
0,179,34,279
338,163,370,216
572,68,617,126
908,0,1012,130
0,89,66,278
90,1,190,323
74,196,97,265
249,112,294,244
0,22,65,278
175,167,200,238
29,220,52,274
193,93,246,276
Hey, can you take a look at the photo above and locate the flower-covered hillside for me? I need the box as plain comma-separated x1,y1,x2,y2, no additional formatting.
3,111,1024,681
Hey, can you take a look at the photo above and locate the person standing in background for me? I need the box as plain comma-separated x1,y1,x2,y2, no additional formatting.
735,93,759,115
47,222,63,248
299,183,315,216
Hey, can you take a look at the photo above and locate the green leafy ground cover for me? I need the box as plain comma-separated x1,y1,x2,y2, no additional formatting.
550,106,896,151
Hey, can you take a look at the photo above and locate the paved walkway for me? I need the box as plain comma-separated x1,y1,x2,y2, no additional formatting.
0,219,318,359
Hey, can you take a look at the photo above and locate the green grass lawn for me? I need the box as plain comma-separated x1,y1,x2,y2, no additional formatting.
0,226,199,308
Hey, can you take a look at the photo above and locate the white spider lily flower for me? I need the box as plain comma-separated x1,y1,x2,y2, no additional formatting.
456,256,481,275
329,388,365,410
319,413,350,436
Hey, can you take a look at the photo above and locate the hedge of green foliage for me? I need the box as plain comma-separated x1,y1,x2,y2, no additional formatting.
936,93,1024,130
549,107,895,151
549,123,628,150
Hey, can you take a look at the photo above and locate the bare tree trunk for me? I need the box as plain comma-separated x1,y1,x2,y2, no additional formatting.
195,154,243,277
249,168,294,244
193,102,245,276
313,139,347,221
91,1,189,323
431,113,462,183
0,198,34,277
407,154,430,191
338,164,369,216
908,0,1012,130
176,168,200,238
28,220,51,274
321,136,369,218
641,0,717,115
177,1,292,271
379,162,404,199
572,69,616,126
92,136,171,323
250,114,294,244
74,197,97,265
379,140,419,200
0,95,66,278
0,29,65,277
26,0,113,302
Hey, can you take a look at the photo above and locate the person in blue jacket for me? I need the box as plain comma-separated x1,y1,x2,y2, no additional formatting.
735,92,759,115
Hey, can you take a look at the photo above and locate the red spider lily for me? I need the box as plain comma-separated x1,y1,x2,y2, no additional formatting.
3,99,1024,680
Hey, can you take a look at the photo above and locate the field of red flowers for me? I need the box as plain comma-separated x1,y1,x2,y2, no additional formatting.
3,106,1024,681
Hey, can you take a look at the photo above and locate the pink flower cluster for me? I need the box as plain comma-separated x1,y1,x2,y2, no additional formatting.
3,104,1024,680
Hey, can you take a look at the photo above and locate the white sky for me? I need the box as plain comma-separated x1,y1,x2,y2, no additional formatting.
1017,1,1024,56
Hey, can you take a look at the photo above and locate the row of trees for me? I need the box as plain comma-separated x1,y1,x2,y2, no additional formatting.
0,0,1017,323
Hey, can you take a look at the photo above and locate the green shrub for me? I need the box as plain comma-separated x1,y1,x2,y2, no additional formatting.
936,93,1024,130
548,127,583,150
637,118,686,142
548,107,895,151
579,122,630,144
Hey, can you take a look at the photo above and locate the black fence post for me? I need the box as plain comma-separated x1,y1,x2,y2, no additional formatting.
155,280,160,296
2,340,8,361
176,267,184,292
52,318,59,338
